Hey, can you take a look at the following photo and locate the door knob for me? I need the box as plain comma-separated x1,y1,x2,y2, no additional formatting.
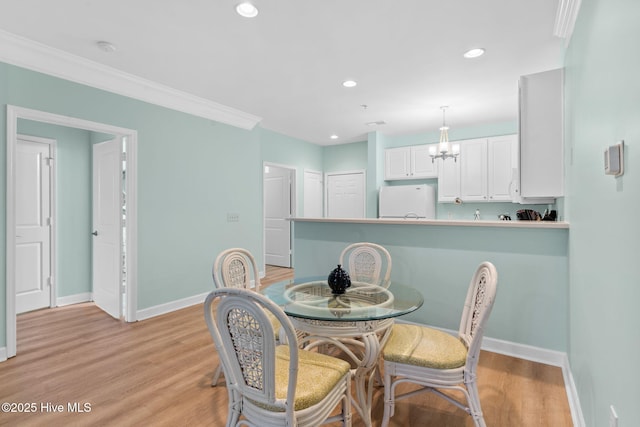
92,231,99,236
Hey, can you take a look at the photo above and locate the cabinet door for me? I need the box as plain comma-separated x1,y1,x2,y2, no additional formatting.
411,145,438,178
384,147,410,180
488,135,517,201
437,157,460,202
460,138,487,201
519,69,564,198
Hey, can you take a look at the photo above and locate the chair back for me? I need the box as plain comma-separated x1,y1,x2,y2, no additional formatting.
339,242,392,287
212,248,260,291
204,287,299,421
458,261,498,369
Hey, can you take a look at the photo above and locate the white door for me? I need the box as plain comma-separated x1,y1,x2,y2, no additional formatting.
92,139,123,319
303,169,323,217
325,171,365,218
264,165,293,267
16,136,53,313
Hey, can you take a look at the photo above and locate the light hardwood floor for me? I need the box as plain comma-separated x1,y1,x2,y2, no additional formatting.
0,266,572,426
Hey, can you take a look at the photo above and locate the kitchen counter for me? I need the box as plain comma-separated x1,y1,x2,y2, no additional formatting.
291,217,569,229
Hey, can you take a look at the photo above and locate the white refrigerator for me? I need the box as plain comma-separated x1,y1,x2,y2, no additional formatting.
378,184,436,219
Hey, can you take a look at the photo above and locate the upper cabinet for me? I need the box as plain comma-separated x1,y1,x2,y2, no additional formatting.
438,135,517,203
516,68,564,201
384,144,438,180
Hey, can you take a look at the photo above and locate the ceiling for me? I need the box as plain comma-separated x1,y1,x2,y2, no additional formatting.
0,0,568,145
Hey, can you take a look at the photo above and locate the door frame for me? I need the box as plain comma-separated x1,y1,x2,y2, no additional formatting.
5,105,139,359
15,134,57,312
262,162,296,270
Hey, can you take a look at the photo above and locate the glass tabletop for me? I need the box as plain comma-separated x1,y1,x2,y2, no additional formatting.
261,276,424,321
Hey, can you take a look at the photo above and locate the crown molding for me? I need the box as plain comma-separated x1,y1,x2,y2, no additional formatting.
0,29,262,130
554,0,582,42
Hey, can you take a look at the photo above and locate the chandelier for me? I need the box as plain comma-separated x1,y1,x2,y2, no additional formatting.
429,106,460,162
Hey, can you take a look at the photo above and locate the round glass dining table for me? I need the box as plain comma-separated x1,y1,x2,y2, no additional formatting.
262,277,423,427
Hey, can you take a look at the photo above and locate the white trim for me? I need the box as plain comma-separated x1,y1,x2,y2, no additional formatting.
0,347,6,362
56,293,92,307
136,292,210,321
6,105,139,359
562,356,586,427
0,29,262,131
554,0,582,42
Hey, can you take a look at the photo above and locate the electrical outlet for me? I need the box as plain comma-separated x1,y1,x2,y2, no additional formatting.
226,213,239,222
609,405,618,427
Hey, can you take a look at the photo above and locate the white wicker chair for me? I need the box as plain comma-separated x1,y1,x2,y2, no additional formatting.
212,247,261,292
211,248,268,386
381,262,498,427
339,242,392,288
204,287,352,427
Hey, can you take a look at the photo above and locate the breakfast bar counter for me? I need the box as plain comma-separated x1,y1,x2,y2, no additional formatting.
291,217,569,229
290,216,570,354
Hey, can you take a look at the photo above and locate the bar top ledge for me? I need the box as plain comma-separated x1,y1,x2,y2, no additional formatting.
291,217,569,229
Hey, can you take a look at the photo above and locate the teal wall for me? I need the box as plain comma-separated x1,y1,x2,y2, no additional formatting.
323,140,367,172
1,62,264,327
260,127,324,215
293,221,569,351
17,120,94,298
565,0,640,424
385,121,518,149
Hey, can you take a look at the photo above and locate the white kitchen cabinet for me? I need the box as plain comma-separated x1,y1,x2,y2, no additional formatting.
438,135,517,202
517,68,564,200
384,144,438,180
460,138,488,201
488,134,518,201
437,155,460,202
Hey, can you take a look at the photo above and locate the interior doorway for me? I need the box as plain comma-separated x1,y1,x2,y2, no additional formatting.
5,105,138,359
263,163,296,268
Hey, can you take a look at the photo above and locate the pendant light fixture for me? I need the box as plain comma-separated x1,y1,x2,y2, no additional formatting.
429,106,460,162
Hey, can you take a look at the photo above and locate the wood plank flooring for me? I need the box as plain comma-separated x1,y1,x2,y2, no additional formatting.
0,265,572,426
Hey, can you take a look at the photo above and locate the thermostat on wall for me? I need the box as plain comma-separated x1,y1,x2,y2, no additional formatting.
604,141,624,177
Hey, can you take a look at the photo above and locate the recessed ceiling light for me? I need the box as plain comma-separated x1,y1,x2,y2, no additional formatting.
96,41,117,53
236,2,258,18
330,134,339,140
342,80,357,88
463,48,485,59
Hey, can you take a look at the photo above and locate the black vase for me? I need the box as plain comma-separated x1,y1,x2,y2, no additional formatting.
328,264,351,295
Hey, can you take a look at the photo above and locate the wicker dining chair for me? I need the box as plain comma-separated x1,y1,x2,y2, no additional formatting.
210,248,280,386
339,242,392,288
212,247,261,292
204,287,352,427
381,262,498,427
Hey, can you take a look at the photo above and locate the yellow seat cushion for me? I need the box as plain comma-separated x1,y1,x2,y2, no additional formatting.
249,346,350,412
264,310,281,340
383,324,467,369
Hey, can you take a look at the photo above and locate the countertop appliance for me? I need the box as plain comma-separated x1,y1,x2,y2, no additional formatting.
379,184,436,219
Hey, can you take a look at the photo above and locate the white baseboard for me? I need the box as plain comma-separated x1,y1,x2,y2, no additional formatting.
56,293,92,307
0,346,6,362
136,291,210,321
